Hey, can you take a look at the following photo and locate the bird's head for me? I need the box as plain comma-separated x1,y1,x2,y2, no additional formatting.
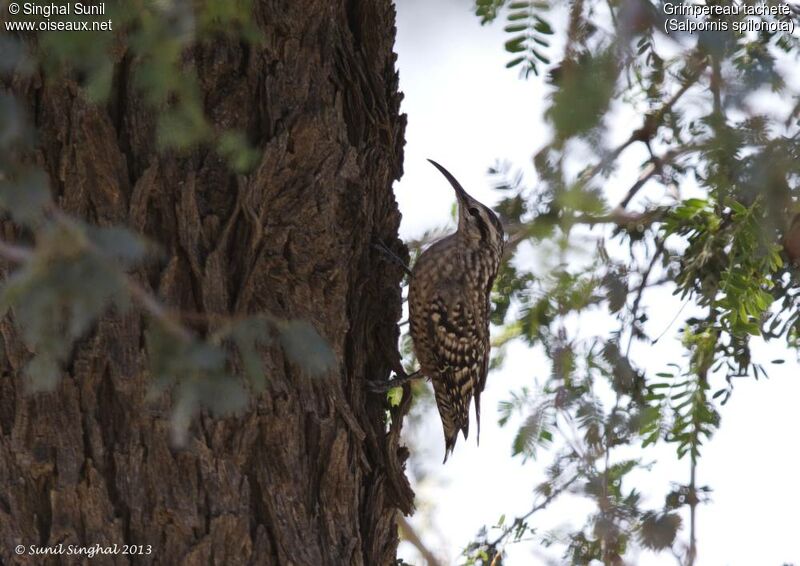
427,159,505,257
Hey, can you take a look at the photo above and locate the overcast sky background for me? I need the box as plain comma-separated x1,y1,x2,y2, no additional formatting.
392,1,800,564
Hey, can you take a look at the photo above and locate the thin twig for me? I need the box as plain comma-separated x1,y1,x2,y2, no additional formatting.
617,160,659,210
710,56,722,118
579,138,638,184
0,233,195,342
126,280,193,341
652,298,690,345
605,0,618,29
50,209,197,341
500,59,705,263
573,206,668,229
599,394,621,564
556,412,586,461
487,473,580,552
564,0,586,62
614,143,702,212
686,453,698,566
396,514,443,566
579,55,706,185
0,240,33,263
626,238,665,356
685,308,714,566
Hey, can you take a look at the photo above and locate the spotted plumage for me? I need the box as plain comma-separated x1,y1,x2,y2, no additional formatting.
408,160,504,462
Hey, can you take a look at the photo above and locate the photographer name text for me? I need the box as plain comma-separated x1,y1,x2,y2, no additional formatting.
18,2,105,17
14,543,153,558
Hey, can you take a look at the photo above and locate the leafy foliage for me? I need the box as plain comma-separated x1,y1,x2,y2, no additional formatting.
475,0,554,77
0,1,335,442
548,50,619,140
459,0,800,564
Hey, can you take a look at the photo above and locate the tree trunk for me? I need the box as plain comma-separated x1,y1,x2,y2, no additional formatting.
0,1,413,564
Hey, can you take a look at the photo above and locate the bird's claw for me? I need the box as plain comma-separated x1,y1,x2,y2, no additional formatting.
371,241,412,276
366,380,396,393
367,370,422,393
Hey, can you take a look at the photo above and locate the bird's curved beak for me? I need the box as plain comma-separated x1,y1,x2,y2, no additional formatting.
427,159,470,204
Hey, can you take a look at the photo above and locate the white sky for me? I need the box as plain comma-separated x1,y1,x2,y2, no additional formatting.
393,1,800,564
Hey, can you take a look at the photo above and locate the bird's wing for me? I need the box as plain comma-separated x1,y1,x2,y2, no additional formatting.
476,273,497,400
426,294,487,450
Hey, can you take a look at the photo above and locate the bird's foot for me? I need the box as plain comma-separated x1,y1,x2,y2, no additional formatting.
367,370,423,392
371,241,412,276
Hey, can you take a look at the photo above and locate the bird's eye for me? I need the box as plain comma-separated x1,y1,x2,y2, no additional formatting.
468,207,480,217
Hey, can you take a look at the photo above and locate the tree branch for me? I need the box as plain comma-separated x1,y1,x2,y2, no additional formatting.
397,514,443,566
487,473,580,554
0,240,33,263
579,55,707,185
686,453,698,566
626,238,666,355
613,143,702,212
564,0,586,61
502,204,668,261
499,54,707,265
617,160,659,210
0,234,193,342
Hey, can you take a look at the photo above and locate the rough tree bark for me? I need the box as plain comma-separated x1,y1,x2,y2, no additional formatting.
0,0,413,564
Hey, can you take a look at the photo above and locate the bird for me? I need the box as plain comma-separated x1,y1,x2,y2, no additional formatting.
408,159,505,462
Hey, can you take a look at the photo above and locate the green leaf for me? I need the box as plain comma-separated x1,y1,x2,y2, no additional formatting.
547,50,619,140
228,318,271,392
87,226,148,265
512,402,552,459
505,36,526,53
387,386,403,407
25,356,60,393
506,56,525,69
640,512,682,550
218,130,261,173
0,169,50,226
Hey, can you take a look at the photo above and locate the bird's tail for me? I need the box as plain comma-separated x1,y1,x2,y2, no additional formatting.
434,379,472,463
474,388,482,447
